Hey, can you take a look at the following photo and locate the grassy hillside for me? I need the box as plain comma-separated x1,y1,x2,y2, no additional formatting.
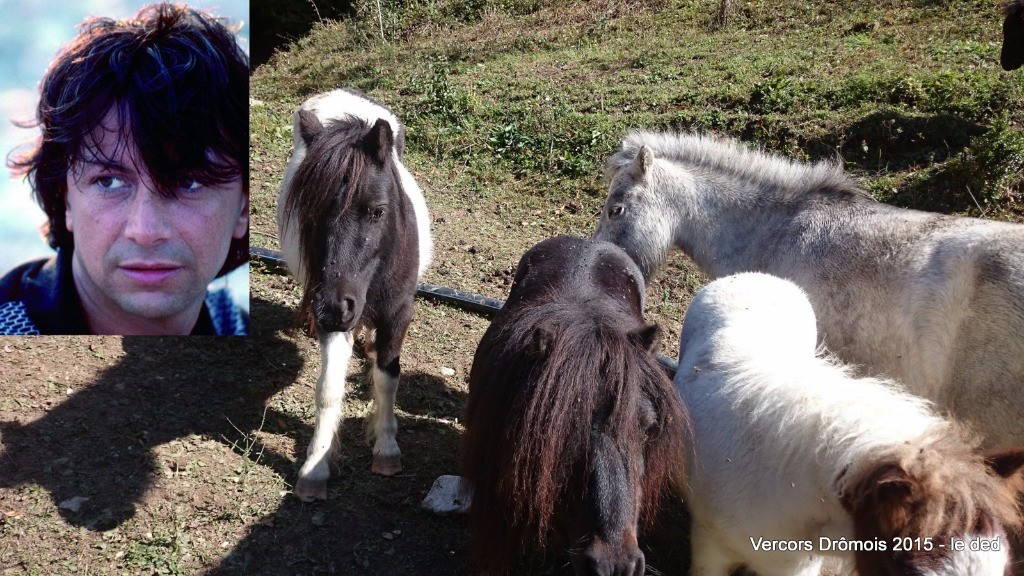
252,0,1022,330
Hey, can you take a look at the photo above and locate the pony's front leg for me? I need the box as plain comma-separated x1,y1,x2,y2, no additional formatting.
365,310,412,476
296,330,353,501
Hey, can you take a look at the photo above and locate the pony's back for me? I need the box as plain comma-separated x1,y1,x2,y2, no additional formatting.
678,271,818,365
502,234,647,315
678,274,944,516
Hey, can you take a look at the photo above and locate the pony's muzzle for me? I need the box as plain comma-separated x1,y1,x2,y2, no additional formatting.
316,294,360,333
577,541,645,576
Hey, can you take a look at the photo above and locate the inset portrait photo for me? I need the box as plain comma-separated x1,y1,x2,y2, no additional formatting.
0,0,249,335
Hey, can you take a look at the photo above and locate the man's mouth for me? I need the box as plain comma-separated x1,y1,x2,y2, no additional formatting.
118,262,182,285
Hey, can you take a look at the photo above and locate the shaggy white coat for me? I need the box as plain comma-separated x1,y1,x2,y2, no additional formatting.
595,131,1024,450
677,272,1012,576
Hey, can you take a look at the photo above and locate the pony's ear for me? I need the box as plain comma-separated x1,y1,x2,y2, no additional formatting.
985,449,1024,495
297,110,324,146
531,327,554,356
630,145,653,180
628,323,661,353
363,118,394,166
855,464,921,536
1002,3,1024,71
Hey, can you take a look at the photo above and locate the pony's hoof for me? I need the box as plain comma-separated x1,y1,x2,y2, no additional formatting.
295,477,328,501
371,454,402,476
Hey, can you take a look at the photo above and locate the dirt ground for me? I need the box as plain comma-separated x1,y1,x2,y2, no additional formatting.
0,160,701,575
0,287,694,575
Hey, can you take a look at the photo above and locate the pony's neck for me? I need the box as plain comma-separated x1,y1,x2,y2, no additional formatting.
667,169,796,278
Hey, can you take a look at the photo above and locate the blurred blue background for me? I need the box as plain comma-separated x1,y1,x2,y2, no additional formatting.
0,0,249,309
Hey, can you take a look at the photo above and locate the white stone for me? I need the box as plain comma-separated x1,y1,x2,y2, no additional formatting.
57,496,89,513
421,475,471,514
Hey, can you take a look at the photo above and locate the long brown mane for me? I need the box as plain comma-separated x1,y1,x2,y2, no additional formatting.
463,296,686,573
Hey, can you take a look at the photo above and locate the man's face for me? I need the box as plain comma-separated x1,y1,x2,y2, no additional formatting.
64,111,248,326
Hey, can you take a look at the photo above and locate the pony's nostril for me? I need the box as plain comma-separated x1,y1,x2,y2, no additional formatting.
581,546,643,576
582,554,607,576
629,551,645,576
339,297,356,322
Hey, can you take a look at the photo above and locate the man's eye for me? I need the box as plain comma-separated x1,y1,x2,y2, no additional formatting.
179,178,204,191
95,175,126,190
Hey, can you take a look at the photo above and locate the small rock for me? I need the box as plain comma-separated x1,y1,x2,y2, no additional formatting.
421,475,472,514
440,367,456,377
58,496,89,513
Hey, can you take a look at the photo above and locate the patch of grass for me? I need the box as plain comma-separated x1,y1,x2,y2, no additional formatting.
943,113,1024,207
222,409,269,488
122,529,188,575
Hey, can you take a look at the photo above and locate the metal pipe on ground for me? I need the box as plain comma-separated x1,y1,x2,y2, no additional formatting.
250,247,679,376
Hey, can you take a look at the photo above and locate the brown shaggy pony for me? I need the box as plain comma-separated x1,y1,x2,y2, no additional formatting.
462,235,688,576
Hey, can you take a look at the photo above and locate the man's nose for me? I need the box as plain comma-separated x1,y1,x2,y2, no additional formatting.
123,184,173,246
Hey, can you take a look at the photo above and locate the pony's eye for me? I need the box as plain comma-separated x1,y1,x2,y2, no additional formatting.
609,205,625,217
370,206,386,220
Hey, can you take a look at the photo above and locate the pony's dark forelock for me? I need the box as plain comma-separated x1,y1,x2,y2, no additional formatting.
284,117,379,323
464,300,686,572
7,3,248,274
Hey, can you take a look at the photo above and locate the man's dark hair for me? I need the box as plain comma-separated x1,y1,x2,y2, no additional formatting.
8,2,249,275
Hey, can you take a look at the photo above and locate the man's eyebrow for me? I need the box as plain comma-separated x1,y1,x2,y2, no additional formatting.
78,158,128,171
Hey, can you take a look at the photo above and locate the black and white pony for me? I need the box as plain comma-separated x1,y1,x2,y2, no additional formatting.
277,88,432,501
462,235,687,576
593,131,1024,452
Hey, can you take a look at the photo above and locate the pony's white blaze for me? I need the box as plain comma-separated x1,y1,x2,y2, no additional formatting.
596,131,1024,451
676,273,1017,576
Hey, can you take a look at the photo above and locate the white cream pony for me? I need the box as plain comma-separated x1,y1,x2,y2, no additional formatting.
594,131,1024,452
676,272,1024,576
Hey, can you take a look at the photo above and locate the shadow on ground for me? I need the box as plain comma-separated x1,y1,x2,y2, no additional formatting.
207,368,471,576
0,298,303,531
0,293,694,575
